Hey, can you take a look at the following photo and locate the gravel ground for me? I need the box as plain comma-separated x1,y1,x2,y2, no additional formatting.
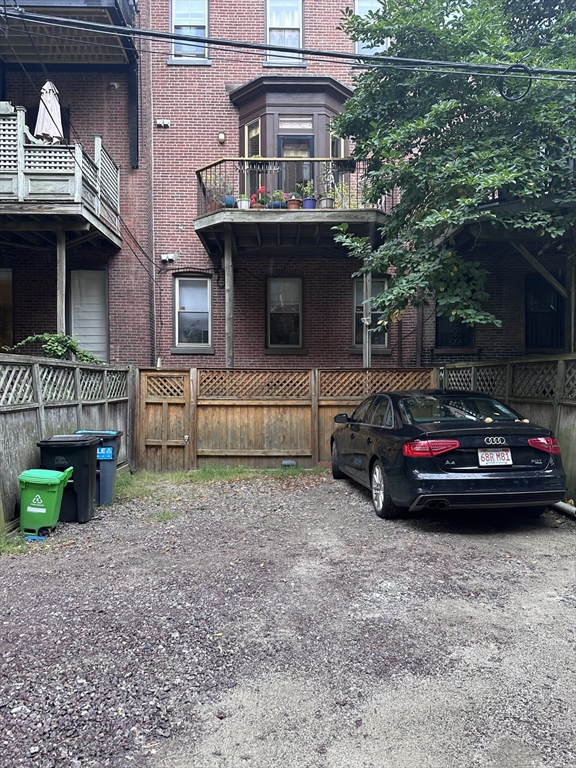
1,470,576,768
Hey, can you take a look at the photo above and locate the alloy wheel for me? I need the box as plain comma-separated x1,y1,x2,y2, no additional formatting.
371,462,385,513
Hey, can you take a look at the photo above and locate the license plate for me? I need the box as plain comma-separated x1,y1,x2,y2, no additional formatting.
478,448,512,467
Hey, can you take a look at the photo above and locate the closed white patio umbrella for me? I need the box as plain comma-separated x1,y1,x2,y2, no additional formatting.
34,81,64,144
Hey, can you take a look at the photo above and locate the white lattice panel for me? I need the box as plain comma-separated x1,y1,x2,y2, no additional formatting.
80,370,104,401
564,362,576,401
39,366,76,402
0,113,18,171
0,364,34,406
200,370,310,398
24,146,75,172
107,370,128,399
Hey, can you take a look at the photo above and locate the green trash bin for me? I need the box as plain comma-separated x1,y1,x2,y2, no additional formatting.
19,467,74,536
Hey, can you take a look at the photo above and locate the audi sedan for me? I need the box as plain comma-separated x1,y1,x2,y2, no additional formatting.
330,390,566,519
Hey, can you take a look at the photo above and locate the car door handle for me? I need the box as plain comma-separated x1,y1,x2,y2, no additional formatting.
366,438,372,444
350,434,355,439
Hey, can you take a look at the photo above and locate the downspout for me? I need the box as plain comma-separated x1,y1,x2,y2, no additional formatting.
552,500,576,519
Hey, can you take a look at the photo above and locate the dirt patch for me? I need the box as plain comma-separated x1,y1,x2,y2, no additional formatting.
1,472,576,767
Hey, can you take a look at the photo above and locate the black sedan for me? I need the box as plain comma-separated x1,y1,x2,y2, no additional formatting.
330,389,567,518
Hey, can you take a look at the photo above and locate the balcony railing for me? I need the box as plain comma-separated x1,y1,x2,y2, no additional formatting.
0,104,120,236
195,157,399,216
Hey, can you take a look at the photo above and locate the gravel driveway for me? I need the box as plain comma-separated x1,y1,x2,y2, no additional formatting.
1,471,576,768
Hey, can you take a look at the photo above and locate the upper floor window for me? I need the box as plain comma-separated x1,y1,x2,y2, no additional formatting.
353,277,388,348
172,0,208,58
175,276,211,347
267,0,302,63
355,0,389,56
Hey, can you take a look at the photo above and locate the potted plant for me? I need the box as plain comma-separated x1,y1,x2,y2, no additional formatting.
221,186,236,208
250,186,270,208
236,193,250,210
267,189,288,209
298,180,317,209
318,190,335,209
287,194,302,210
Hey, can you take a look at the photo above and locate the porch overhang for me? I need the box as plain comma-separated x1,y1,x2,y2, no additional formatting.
194,208,387,261
0,2,137,67
0,204,122,251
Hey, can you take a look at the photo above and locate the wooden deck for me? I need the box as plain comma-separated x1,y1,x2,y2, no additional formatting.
0,103,121,248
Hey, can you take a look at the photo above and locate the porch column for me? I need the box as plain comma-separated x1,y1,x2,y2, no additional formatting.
363,271,372,368
56,229,66,333
224,227,234,368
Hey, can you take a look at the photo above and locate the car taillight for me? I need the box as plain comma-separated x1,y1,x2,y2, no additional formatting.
528,437,561,454
403,439,460,457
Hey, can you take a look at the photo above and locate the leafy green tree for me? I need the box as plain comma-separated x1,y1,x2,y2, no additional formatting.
332,0,576,327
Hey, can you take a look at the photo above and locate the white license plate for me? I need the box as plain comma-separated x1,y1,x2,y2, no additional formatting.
478,448,512,467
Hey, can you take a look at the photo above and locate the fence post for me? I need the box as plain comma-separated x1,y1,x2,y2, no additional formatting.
31,362,46,440
505,363,513,404
127,365,138,471
190,368,198,470
470,365,477,392
551,359,566,435
310,369,319,466
74,366,83,429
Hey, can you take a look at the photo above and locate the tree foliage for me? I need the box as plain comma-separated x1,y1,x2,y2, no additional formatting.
332,0,576,327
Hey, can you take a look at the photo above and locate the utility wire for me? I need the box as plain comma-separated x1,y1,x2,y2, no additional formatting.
4,7,576,81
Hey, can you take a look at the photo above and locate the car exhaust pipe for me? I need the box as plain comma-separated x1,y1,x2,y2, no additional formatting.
426,499,449,510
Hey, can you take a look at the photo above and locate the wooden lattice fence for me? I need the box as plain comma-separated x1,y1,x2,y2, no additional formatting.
137,367,436,471
440,354,576,498
0,355,134,533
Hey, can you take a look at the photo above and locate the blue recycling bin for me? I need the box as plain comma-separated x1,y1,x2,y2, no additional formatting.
75,430,123,506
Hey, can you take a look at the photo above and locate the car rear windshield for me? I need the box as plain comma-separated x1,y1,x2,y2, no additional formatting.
401,395,520,424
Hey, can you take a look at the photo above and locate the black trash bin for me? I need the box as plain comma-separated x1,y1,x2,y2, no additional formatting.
37,434,100,523
75,430,123,506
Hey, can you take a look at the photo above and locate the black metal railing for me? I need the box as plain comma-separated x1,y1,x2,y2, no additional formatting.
195,157,400,215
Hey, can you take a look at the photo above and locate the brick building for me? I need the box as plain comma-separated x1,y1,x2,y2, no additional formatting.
0,1,571,370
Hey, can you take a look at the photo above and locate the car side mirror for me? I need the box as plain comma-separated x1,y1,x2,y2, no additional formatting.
334,413,349,424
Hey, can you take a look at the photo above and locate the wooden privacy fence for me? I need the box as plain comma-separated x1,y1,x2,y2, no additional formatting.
440,354,576,498
0,354,134,534
137,367,436,471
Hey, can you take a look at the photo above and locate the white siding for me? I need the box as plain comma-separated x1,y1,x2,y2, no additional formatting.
70,270,109,362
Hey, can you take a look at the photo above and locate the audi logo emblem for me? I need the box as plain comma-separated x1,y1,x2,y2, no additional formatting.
485,436,506,445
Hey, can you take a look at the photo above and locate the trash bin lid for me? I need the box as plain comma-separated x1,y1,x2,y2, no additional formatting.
19,468,72,484
75,429,123,438
37,434,101,447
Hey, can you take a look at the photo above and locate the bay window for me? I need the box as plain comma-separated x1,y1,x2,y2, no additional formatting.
175,276,211,347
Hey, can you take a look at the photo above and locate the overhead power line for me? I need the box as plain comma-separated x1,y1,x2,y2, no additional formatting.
3,7,576,81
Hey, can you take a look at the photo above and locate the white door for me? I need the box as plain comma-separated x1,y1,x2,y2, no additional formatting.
70,270,109,362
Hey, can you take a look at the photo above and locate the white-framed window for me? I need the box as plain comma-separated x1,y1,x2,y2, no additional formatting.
355,0,389,56
353,277,388,347
0,267,13,349
267,0,302,63
70,269,109,362
172,0,208,58
267,277,302,347
175,276,211,346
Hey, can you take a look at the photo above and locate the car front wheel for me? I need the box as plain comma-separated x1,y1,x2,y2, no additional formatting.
371,459,404,519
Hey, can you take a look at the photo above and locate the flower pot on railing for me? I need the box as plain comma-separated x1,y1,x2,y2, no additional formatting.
318,196,335,209
250,203,265,209
287,197,302,210
302,197,317,209
266,200,288,209
221,194,236,208
236,198,250,210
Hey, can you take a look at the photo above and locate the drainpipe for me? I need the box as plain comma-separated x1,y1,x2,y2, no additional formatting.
363,271,372,369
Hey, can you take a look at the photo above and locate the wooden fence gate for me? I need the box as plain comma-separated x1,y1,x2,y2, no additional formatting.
136,367,435,471
138,370,193,472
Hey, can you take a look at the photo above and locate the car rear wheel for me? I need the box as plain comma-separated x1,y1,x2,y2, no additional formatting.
371,460,404,519
331,442,345,479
